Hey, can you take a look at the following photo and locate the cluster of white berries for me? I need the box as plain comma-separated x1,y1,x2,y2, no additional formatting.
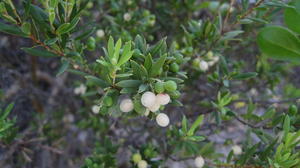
196,51,220,72
231,145,242,155
194,156,205,168
123,13,132,21
141,92,170,112
119,91,171,127
141,91,171,127
74,84,87,95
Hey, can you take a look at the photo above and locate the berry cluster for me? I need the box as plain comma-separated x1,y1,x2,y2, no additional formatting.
86,36,185,127
120,80,179,127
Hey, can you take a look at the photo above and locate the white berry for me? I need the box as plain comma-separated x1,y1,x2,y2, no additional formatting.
199,60,209,72
137,160,148,168
194,156,205,168
148,102,160,112
156,93,170,105
123,13,132,21
141,91,156,108
74,84,87,95
156,113,170,127
232,145,242,155
120,99,134,113
96,29,105,38
91,105,100,114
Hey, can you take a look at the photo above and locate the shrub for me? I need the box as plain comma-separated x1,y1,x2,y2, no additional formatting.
0,0,299,168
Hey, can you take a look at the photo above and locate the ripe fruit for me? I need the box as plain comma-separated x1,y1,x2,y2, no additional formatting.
132,153,142,164
120,99,134,112
164,81,177,92
91,105,100,114
96,29,105,38
137,160,148,168
199,60,209,72
74,84,87,95
156,94,170,105
141,91,156,108
170,62,179,72
154,82,165,94
148,102,160,112
156,113,170,127
232,145,242,155
194,156,205,168
123,13,132,21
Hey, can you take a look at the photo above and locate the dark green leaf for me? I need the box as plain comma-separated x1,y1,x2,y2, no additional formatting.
0,103,14,120
187,115,204,136
0,22,28,37
85,76,109,88
232,72,258,80
284,0,300,34
150,53,167,77
56,60,69,77
115,80,142,88
22,47,59,58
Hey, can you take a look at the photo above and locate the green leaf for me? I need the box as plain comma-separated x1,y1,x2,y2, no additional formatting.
56,60,69,77
56,23,70,35
134,35,147,54
113,38,122,64
131,60,148,79
182,115,188,134
232,72,258,80
67,69,89,76
186,136,205,142
108,36,114,60
147,37,166,57
284,0,300,34
85,76,109,88
226,151,234,163
117,41,133,66
44,38,58,45
22,47,59,58
150,53,167,77
75,27,96,40
283,115,290,138
115,80,142,88
144,54,153,71
187,115,204,136
257,26,300,61
29,4,51,32
221,30,244,41
0,22,28,37
0,103,14,120
238,143,259,164
120,88,136,94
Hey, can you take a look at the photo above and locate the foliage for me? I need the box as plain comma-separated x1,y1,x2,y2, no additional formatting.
0,0,299,168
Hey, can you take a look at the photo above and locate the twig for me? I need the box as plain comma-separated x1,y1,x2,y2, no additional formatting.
233,0,265,26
